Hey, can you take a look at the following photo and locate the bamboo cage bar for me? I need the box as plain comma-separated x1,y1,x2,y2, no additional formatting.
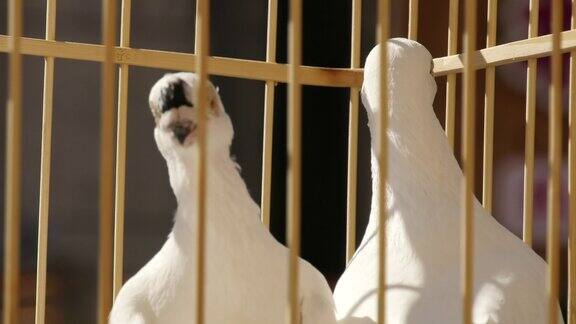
97,0,117,321
445,0,459,149
3,0,23,322
523,0,539,247
287,0,303,322
433,29,576,75
194,0,210,323
7,29,576,84
0,36,361,88
482,0,497,212
112,0,132,300
408,0,419,40
462,0,477,322
260,0,278,228
569,0,576,318
570,0,576,318
547,0,563,323
345,0,362,264
377,0,389,323
35,0,57,322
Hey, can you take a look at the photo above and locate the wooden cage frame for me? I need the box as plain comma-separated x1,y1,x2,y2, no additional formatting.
1,0,575,323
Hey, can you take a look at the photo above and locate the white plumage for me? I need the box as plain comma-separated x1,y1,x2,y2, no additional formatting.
109,72,337,324
333,39,564,324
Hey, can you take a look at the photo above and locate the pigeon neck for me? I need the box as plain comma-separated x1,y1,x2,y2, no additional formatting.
166,147,262,233
367,102,461,227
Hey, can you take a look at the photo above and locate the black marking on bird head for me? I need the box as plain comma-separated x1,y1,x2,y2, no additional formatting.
161,78,193,113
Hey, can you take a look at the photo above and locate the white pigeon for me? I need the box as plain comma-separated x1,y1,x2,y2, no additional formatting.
333,39,564,324
109,72,337,324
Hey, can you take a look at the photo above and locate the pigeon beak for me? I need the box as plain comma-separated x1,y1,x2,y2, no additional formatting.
169,121,196,144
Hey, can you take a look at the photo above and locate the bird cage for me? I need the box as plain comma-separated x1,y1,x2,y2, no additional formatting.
0,0,574,323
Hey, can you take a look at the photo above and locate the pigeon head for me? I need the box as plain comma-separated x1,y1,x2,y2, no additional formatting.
362,38,436,121
149,72,234,159
361,39,437,152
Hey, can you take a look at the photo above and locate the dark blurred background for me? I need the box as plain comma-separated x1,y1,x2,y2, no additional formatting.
0,0,572,322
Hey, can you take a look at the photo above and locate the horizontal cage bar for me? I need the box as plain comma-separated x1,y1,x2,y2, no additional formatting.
0,35,361,87
2,29,576,86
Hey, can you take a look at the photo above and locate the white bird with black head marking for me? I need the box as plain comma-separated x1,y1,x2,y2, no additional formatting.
334,39,563,324
109,72,337,324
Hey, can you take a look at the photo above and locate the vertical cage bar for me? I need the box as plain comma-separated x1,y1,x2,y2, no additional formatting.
112,0,132,299
260,0,278,228
461,0,477,322
287,0,302,322
3,0,23,322
346,0,362,264
377,0,389,323
547,0,563,322
97,0,117,321
195,0,210,322
523,0,539,247
569,0,576,318
408,0,418,40
35,0,57,322
445,0,459,149
482,0,497,212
